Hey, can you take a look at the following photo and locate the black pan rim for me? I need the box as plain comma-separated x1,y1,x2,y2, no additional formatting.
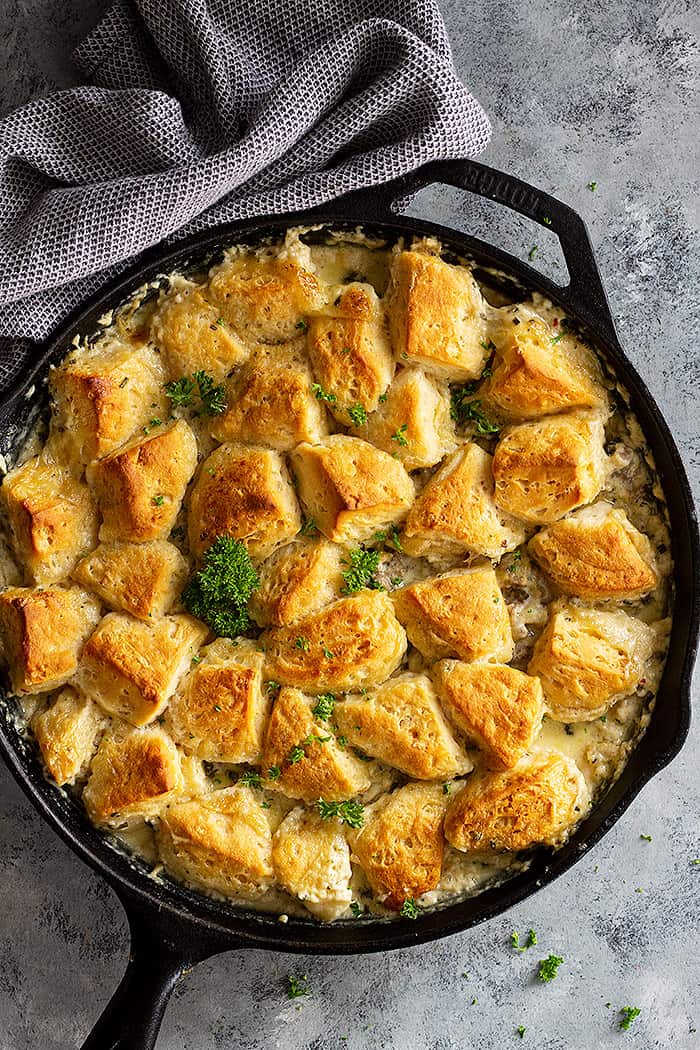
0,208,697,956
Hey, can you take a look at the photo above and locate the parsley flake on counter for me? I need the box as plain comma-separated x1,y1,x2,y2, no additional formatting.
542,215,552,225
640,834,652,842
287,974,310,999
400,898,419,919
517,1025,526,1039
342,548,382,593
391,423,409,447
312,693,336,720
511,928,537,952
528,245,538,261
317,799,365,828
619,1006,640,1031
588,181,598,192
182,535,259,638
311,382,337,405
538,954,563,982
347,402,368,427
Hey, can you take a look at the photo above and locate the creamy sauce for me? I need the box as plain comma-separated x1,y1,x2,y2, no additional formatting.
1,228,672,921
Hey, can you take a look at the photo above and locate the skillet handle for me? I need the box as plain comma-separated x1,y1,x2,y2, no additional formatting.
327,159,619,348
80,892,231,1050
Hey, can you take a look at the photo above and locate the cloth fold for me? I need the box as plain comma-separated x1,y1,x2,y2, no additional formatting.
0,0,490,389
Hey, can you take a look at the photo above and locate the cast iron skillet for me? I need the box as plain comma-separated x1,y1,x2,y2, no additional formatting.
0,160,697,1050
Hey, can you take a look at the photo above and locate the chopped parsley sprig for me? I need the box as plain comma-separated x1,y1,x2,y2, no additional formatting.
341,548,383,593
317,799,365,829
182,535,259,637
538,954,564,983
619,1006,640,1031
165,369,226,415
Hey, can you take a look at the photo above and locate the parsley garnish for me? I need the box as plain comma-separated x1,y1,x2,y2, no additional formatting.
287,975,309,999
295,320,309,333
347,403,368,427
480,339,497,352
538,955,563,983
300,518,318,536
390,575,403,587
511,929,538,952
152,495,165,507
165,371,225,415
267,765,281,780
542,215,552,225
400,898,419,919
391,423,409,447
288,745,305,765
619,1006,640,1030
342,548,382,593
551,333,564,344
266,680,281,695
239,770,263,789
350,902,362,918
378,392,388,403
295,636,310,651
450,390,499,434
317,799,365,829
528,245,538,261
311,383,337,405
312,693,336,720
322,647,335,660
507,549,522,573
182,535,259,638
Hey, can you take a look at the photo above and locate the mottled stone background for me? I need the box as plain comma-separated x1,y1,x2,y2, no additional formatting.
0,2,698,1048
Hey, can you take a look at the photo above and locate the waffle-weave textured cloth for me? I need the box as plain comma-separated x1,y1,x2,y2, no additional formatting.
0,0,490,388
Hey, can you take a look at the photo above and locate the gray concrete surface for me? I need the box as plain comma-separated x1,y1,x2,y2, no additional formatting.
0,1,698,1047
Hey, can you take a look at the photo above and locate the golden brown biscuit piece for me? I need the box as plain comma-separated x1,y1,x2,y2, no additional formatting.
167,639,269,763
87,419,198,544
0,586,100,695
156,786,274,899
50,338,169,464
350,366,456,470
307,283,394,422
349,782,448,910
32,687,107,786
249,538,344,628
263,591,407,694
261,686,371,801
334,673,472,780
386,250,489,381
289,435,414,546
210,340,328,450
484,305,607,420
72,540,189,620
77,612,208,725
150,278,249,381
528,603,656,721
1,454,98,586
187,442,301,562
207,251,323,344
444,750,588,852
83,725,184,825
432,661,544,770
528,502,658,601
272,806,353,920
492,410,608,524
392,568,514,663
402,443,526,561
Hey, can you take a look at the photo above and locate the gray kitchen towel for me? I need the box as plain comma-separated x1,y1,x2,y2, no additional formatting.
0,0,490,388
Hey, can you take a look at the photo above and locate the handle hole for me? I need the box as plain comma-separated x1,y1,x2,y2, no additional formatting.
400,185,571,288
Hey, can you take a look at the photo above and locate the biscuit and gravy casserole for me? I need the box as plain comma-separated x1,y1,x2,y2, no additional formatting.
0,231,671,921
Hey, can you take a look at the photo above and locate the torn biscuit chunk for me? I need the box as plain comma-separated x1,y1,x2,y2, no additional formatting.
167,639,269,764
386,249,489,381
484,305,607,420
527,501,658,602
307,282,394,423
334,673,472,780
49,338,169,464
289,435,414,546
87,419,198,544
156,785,275,899
349,782,448,910
72,540,189,620
444,750,588,852
207,251,324,345
272,806,353,921
349,366,457,470
528,603,657,721
402,443,526,562
492,410,609,525
83,724,184,826
150,278,249,381
32,687,107,786
0,585,100,695
210,340,329,451
187,442,301,563
76,612,208,726
432,661,544,770
392,568,514,664
261,686,371,801
249,538,344,628
262,591,407,694
1,453,98,586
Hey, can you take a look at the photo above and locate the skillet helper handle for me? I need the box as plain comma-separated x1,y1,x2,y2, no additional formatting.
329,158,619,348
80,896,227,1050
